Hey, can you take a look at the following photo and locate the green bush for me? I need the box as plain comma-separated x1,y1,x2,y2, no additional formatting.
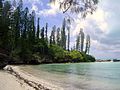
86,54,96,62
69,50,84,62
33,39,48,54
10,49,21,60
48,45,66,62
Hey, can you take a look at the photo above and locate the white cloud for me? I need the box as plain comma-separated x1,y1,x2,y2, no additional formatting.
38,1,61,16
71,20,88,37
69,3,120,59
38,8,58,16
86,8,109,33
71,7,109,39
31,4,38,12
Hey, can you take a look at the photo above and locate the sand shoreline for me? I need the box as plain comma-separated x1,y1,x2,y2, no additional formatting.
0,70,26,90
2,65,62,90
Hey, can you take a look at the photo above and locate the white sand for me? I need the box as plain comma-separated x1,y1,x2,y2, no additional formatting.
0,70,26,90
2,65,63,90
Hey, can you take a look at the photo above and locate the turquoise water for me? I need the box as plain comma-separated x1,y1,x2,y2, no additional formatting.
23,62,120,90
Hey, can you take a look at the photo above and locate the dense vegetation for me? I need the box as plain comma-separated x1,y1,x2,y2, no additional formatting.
0,0,95,66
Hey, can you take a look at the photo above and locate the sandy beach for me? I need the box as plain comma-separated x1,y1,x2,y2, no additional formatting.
1,65,62,90
0,70,26,90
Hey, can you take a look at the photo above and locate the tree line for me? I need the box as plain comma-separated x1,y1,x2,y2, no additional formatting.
0,0,95,64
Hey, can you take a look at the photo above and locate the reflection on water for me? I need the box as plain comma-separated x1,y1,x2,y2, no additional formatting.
22,62,120,90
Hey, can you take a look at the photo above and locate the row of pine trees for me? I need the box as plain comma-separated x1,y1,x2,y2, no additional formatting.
76,28,90,54
0,0,93,63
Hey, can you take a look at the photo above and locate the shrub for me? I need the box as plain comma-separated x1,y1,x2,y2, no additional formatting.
48,45,66,62
69,50,84,62
86,54,96,62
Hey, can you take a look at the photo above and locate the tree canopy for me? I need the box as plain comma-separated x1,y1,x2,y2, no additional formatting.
0,0,96,66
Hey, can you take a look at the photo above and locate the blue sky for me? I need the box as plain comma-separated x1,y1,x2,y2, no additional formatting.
10,0,120,59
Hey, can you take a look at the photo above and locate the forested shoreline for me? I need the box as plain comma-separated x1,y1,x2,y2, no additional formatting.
0,0,95,67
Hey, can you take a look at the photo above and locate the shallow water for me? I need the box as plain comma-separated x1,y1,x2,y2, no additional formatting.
22,62,120,90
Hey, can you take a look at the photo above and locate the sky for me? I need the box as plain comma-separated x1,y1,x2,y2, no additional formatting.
10,0,120,59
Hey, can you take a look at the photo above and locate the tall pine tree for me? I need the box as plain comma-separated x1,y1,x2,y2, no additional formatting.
61,18,66,49
56,27,60,46
45,23,48,43
41,27,44,39
67,26,70,51
1,1,12,53
80,28,84,52
76,32,80,51
85,35,90,54
37,17,40,39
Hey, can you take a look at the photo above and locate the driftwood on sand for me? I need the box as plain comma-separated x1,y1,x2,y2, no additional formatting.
4,66,50,90
4,66,62,90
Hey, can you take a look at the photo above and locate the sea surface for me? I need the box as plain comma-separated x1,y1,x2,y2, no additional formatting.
22,62,120,90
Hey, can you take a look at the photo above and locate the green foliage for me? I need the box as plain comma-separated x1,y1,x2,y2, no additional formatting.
45,23,48,43
33,39,48,54
0,0,95,65
76,28,85,52
37,18,40,38
67,27,70,51
50,25,56,45
85,35,90,54
18,48,32,63
10,49,21,61
56,28,61,46
41,27,44,39
69,50,84,62
29,54,42,64
0,1,12,52
79,52,95,62
86,54,96,62
48,45,65,61
61,18,66,49
76,33,80,51
10,48,32,64
80,29,84,52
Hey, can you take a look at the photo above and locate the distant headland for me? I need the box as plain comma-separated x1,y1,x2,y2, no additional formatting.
96,59,120,62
